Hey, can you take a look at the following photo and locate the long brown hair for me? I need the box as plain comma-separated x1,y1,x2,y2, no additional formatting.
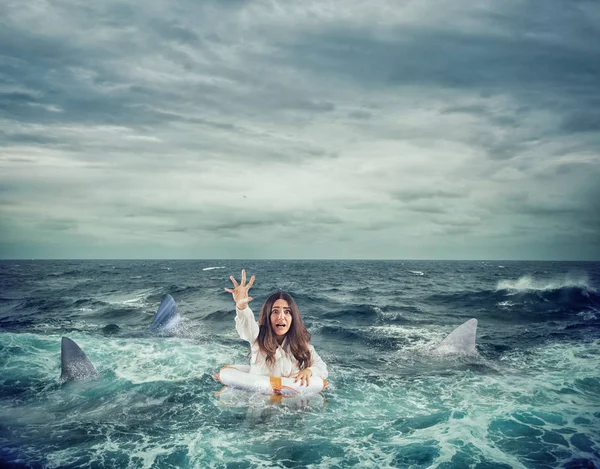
256,292,312,369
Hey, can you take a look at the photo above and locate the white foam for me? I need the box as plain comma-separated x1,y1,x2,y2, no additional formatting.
113,339,241,384
577,310,597,321
123,296,146,305
496,274,594,293
3,328,599,468
368,324,445,354
203,266,225,271
97,288,155,308
497,301,516,307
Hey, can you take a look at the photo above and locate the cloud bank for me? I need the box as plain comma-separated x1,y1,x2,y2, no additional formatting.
1,0,599,259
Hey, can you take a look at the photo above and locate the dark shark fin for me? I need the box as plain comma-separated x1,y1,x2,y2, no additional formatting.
150,294,181,332
60,337,99,382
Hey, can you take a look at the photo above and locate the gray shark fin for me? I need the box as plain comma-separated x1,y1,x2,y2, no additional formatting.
150,294,181,332
434,318,478,355
60,337,99,382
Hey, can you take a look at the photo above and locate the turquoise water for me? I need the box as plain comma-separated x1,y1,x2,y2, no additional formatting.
1,260,599,468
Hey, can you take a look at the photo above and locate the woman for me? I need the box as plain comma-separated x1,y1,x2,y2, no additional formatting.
225,269,328,386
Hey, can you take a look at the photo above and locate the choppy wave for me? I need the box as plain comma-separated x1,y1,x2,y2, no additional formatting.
496,274,595,293
322,304,382,324
426,279,599,327
1,259,599,468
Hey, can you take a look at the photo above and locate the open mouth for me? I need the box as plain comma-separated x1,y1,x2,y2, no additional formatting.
275,323,287,329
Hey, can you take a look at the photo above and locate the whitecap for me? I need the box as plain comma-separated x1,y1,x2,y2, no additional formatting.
497,301,515,308
496,274,595,293
577,310,597,321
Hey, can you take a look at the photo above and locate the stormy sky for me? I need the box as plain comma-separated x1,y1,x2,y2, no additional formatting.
1,0,599,260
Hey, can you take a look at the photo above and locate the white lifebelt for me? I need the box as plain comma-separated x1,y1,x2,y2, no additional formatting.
216,386,326,408
214,365,328,397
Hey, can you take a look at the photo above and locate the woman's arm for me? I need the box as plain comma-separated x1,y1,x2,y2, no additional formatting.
235,305,259,343
226,269,258,343
308,345,328,379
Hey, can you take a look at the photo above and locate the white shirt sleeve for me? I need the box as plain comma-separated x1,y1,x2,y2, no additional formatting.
235,306,259,344
308,345,328,379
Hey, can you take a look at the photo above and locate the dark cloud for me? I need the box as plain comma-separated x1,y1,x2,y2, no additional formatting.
561,111,600,133
0,91,40,105
391,189,465,203
0,131,62,145
0,0,598,260
331,5,594,93
36,219,79,232
269,4,600,157
405,205,447,215
149,19,202,45
348,110,372,120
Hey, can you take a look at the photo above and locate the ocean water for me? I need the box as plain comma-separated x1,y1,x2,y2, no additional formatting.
1,260,599,469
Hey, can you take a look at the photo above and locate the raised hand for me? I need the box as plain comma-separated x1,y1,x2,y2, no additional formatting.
224,269,255,310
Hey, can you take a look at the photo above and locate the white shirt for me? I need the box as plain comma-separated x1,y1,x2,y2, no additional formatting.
235,306,328,379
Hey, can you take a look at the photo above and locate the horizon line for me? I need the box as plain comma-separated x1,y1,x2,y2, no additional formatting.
1,258,598,262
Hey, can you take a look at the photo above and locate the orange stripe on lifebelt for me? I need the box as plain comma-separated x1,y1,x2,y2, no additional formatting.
221,366,240,371
270,376,283,394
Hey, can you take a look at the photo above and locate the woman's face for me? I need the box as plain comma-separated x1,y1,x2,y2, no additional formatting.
270,299,292,336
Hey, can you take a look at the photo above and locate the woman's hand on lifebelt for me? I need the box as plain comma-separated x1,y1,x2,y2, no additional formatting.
291,368,312,387
224,269,255,310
